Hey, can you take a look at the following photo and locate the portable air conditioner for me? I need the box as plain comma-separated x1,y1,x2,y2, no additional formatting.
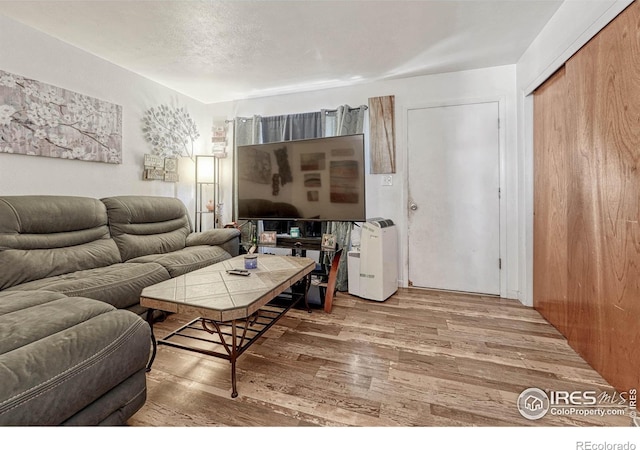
348,218,398,301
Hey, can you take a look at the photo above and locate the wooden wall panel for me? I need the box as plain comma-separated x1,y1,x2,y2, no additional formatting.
368,95,396,173
534,0,640,394
533,66,571,337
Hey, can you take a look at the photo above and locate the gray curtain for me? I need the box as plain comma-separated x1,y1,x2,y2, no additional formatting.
321,109,337,137
234,116,261,146
261,115,287,143
336,105,366,136
286,112,322,140
262,112,322,143
324,220,353,291
321,105,366,137
321,104,367,291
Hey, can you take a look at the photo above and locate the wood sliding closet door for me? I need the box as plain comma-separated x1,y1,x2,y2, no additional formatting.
533,66,571,338
534,0,640,394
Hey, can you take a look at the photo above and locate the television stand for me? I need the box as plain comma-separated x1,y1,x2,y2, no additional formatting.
276,236,322,251
256,236,321,257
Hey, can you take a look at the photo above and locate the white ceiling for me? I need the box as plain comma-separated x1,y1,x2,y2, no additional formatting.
0,0,563,104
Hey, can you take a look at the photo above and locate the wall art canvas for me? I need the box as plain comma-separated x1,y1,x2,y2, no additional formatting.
0,69,122,164
300,152,325,171
274,146,292,185
238,147,271,184
304,173,321,187
330,160,359,203
331,147,354,158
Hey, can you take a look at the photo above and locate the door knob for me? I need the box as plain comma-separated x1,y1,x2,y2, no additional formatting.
409,203,418,211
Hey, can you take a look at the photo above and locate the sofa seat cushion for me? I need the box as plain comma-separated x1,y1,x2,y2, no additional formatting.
0,290,67,316
0,292,150,425
128,245,232,277
5,263,170,310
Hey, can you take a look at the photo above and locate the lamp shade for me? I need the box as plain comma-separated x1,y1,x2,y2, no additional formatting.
196,155,215,183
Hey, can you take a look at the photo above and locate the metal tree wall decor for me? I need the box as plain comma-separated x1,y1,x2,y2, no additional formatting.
0,69,122,164
142,105,199,161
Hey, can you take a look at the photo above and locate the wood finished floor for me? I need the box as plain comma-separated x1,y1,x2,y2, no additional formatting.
128,287,633,427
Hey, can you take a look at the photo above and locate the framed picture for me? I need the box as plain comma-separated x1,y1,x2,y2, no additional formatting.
321,233,336,251
259,231,277,245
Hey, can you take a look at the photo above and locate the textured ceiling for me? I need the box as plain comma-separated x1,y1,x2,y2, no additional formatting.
0,1,563,103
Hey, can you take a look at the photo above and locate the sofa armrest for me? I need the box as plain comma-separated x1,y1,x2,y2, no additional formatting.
186,229,240,247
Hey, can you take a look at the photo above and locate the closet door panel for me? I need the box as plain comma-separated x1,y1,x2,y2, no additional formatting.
534,0,640,394
567,2,640,391
533,66,571,337
565,38,601,371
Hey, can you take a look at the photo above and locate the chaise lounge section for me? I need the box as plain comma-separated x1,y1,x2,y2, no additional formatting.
0,195,240,425
0,290,150,425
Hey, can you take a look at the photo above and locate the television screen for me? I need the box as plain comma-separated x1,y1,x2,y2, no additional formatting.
236,134,366,222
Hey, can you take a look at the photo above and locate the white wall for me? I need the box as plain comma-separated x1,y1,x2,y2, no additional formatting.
0,15,211,215
210,65,520,299
515,0,633,306
4,0,630,305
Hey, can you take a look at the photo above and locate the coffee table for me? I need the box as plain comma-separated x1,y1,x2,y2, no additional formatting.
140,254,316,398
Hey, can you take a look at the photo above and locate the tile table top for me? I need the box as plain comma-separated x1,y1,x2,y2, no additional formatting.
140,254,315,322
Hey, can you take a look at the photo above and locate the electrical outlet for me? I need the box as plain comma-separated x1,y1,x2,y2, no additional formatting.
382,175,393,186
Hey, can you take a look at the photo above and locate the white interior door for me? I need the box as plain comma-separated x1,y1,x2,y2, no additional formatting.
407,102,500,295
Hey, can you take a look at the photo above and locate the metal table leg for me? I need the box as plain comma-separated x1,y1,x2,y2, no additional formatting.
154,288,307,398
201,316,251,398
145,308,157,372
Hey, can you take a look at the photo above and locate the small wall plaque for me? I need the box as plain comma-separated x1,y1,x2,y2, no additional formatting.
164,157,178,172
143,168,165,180
163,171,179,182
144,154,164,168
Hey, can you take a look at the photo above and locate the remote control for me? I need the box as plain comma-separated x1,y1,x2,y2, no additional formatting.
227,269,250,276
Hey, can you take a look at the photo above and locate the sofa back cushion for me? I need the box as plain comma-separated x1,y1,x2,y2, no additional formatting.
0,196,122,290
101,196,191,261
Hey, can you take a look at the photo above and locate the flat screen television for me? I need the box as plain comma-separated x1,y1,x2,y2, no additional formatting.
236,134,366,223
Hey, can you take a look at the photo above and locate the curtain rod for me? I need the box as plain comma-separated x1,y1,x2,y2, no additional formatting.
224,105,368,123
324,105,369,112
